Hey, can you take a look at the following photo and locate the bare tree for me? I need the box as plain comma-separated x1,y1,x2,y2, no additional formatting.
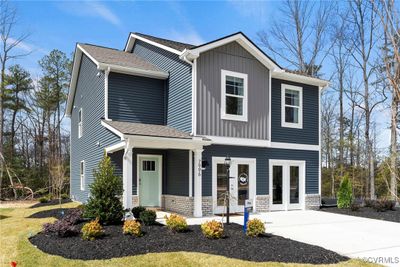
258,0,334,76
372,0,400,202
0,0,29,199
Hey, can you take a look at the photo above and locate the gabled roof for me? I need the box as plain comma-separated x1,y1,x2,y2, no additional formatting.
132,32,195,52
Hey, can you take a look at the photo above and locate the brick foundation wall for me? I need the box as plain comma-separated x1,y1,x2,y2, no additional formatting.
305,194,321,210
162,195,194,217
202,196,213,216
132,195,139,207
255,195,269,212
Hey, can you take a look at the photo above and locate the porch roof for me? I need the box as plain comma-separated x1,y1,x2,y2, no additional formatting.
102,120,210,141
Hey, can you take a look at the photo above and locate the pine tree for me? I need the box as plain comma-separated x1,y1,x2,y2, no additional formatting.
84,153,124,224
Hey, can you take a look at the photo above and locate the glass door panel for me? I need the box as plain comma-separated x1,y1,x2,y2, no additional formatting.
237,164,249,206
272,165,283,205
216,164,227,206
289,166,299,204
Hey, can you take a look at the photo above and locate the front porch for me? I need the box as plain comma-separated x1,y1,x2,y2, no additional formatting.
102,120,211,217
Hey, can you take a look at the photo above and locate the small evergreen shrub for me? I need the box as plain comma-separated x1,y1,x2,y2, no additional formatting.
201,220,223,239
84,154,124,224
132,206,146,219
47,193,54,200
374,199,396,212
246,218,265,237
81,218,104,240
61,193,69,199
364,199,376,208
38,197,49,203
350,202,361,212
139,210,157,225
123,220,142,237
165,214,188,232
337,174,352,209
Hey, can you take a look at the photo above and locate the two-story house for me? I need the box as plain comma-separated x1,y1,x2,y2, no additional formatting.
66,32,328,217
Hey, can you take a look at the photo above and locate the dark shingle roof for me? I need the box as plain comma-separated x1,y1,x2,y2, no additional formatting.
79,44,164,73
103,120,194,139
133,32,195,52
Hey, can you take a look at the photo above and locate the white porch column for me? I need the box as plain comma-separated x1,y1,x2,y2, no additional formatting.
123,146,133,209
193,148,203,217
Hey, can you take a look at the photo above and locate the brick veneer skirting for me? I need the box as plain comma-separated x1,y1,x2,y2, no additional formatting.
162,195,194,217
255,195,270,212
305,194,321,210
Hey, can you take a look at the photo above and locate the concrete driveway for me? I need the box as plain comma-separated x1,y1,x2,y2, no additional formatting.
173,210,400,267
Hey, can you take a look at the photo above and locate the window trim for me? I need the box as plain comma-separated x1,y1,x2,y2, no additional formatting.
281,84,303,129
78,108,83,138
80,160,85,191
142,160,156,172
221,69,248,122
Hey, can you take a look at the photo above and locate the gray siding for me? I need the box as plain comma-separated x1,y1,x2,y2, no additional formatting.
201,145,319,196
70,55,120,202
108,72,166,124
271,78,319,145
132,40,192,132
196,41,269,140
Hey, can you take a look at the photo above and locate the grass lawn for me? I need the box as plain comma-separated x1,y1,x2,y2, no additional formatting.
0,202,379,267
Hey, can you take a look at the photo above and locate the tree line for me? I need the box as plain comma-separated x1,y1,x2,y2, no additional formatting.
0,0,71,199
260,0,399,202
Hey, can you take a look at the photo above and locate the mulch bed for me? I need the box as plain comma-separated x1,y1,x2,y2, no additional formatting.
30,223,348,264
27,208,75,220
320,207,400,223
29,199,72,209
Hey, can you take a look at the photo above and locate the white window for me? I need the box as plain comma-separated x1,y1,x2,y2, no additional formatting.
142,160,156,171
281,84,303,128
221,69,248,122
80,160,85,191
78,108,83,138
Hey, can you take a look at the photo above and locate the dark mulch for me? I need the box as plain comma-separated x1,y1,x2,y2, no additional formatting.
321,207,400,223
30,223,348,264
27,208,75,220
29,199,72,209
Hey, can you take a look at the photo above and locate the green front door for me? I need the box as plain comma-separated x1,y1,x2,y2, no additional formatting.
138,155,161,207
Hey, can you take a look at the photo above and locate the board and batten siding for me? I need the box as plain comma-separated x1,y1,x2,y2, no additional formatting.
271,78,319,145
108,72,166,124
70,55,120,203
132,40,192,132
201,145,319,196
196,41,270,140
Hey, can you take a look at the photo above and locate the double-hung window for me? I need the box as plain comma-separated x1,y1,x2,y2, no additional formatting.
221,70,248,121
78,108,83,138
80,160,85,191
281,84,303,128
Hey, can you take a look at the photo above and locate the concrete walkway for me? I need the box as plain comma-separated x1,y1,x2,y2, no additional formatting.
159,210,400,267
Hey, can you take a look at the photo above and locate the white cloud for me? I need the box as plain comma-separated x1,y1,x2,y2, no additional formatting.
8,37,48,55
58,1,121,27
167,30,204,45
228,0,271,24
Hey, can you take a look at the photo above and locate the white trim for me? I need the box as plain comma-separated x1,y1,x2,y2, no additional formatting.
270,142,319,151
269,159,306,211
78,108,83,138
80,160,85,191
137,154,163,207
205,135,270,147
123,145,133,208
272,71,329,87
189,150,193,197
221,69,248,122
212,157,256,214
192,58,197,135
193,149,203,217
318,86,322,196
100,121,124,139
125,33,182,55
105,141,126,153
104,67,111,121
98,62,169,79
268,71,272,140
281,84,303,129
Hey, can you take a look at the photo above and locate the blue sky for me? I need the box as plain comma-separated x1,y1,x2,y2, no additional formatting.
9,0,390,151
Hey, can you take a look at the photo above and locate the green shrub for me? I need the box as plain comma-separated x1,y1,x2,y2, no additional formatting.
165,214,188,232
364,199,376,208
350,202,361,211
60,193,69,199
47,193,54,200
84,154,124,224
38,197,49,203
201,220,223,239
81,218,104,240
123,220,142,237
246,218,265,237
139,210,157,225
374,199,396,212
131,206,146,219
337,174,352,209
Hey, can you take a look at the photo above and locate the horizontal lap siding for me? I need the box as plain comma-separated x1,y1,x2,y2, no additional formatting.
70,55,120,202
132,40,192,132
166,150,189,196
196,41,269,139
201,145,319,196
108,73,166,124
271,78,319,145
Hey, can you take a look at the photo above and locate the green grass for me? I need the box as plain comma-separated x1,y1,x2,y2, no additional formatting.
0,203,379,267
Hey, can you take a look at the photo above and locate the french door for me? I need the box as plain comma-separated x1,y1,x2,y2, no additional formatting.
213,157,256,214
269,160,305,211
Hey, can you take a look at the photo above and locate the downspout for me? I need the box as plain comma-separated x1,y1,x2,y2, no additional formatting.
180,50,196,136
104,66,111,121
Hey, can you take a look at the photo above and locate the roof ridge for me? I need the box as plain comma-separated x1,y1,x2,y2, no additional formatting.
79,43,123,52
133,32,195,47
